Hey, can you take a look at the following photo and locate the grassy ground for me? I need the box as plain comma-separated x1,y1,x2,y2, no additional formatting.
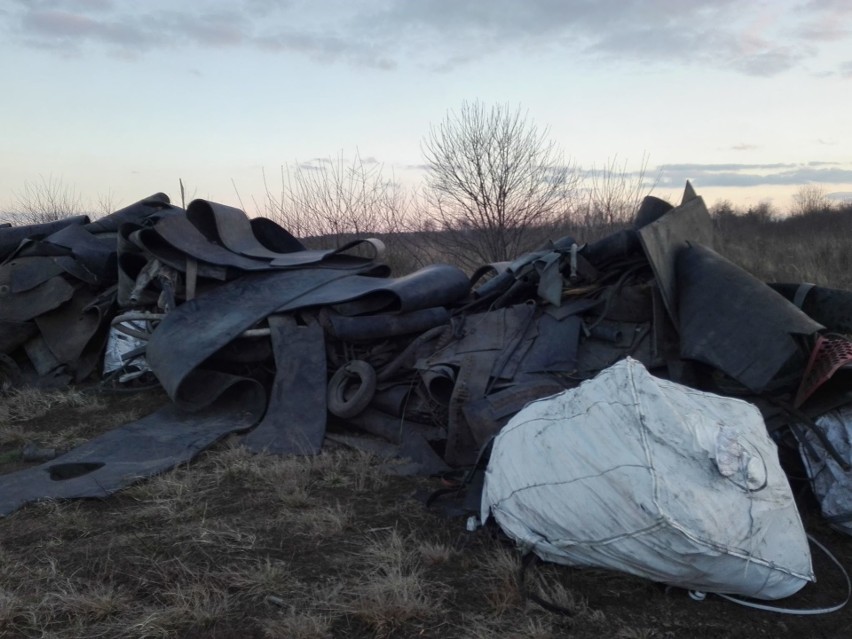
0,388,850,638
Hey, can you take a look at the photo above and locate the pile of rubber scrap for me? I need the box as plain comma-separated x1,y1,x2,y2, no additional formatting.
0,194,177,388
2,183,852,533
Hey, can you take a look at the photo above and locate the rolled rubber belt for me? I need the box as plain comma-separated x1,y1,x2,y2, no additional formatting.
242,315,327,455
187,199,300,259
771,283,852,334
141,209,383,274
138,215,272,273
323,307,450,341
83,193,177,234
0,385,264,517
186,199,384,268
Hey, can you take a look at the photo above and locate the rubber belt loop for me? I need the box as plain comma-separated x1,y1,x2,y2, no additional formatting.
570,243,579,280
793,283,815,309
185,257,198,301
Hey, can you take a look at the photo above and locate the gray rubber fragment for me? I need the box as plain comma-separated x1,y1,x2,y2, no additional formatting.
0,276,76,322
637,195,714,324
242,316,327,455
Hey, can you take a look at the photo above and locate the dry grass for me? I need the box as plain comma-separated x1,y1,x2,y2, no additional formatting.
0,388,97,423
259,612,333,639
345,529,447,634
418,540,456,565
0,387,143,451
478,546,524,614
714,206,852,289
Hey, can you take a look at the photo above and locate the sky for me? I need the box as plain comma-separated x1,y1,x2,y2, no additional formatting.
1,0,850,218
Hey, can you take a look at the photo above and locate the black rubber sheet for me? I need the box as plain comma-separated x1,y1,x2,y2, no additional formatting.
242,316,327,455
0,385,264,517
637,194,714,324
677,244,822,392
0,275,75,323
34,286,115,381
43,224,117,283
0,216,90,261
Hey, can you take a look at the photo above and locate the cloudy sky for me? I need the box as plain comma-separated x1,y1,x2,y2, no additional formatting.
1,0,850,216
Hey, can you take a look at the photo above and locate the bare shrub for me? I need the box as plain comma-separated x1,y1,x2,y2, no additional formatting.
574,154,656,230
3,176,86,225
791,184,833,216
254,153,431,274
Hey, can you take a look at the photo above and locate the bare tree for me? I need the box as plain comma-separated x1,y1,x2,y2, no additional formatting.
421,101,579,269
791,184,832,216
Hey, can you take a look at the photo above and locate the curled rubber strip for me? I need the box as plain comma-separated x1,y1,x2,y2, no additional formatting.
327,360,377,419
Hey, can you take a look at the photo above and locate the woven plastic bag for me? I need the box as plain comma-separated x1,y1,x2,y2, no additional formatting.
481,358,813,600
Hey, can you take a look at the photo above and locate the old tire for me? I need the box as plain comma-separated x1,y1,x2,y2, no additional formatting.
327,360,377,419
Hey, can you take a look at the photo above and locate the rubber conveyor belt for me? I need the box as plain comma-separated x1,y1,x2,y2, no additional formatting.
146,263,470,411
0,384,264,517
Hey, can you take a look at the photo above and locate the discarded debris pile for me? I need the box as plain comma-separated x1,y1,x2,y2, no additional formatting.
2,183,852,606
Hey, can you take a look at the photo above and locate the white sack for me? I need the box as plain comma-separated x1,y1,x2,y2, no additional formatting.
799,405,852,536
481,358,813,600
103,322,150,380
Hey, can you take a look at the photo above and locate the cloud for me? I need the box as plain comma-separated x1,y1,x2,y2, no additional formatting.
828,191,852,201
657,162,852,188
659,162,796,172
730,143,759,151
6,0,394,68
367,0,827,76
795,0,852,41
5,0,850,76
22,9,149,49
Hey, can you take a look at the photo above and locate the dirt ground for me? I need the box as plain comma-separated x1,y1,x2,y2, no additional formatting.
0,387,850,639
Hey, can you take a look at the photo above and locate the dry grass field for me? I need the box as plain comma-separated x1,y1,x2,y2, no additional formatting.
2,208,852,638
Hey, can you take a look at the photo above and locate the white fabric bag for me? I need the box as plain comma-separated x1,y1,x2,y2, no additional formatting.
481,358,813,600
